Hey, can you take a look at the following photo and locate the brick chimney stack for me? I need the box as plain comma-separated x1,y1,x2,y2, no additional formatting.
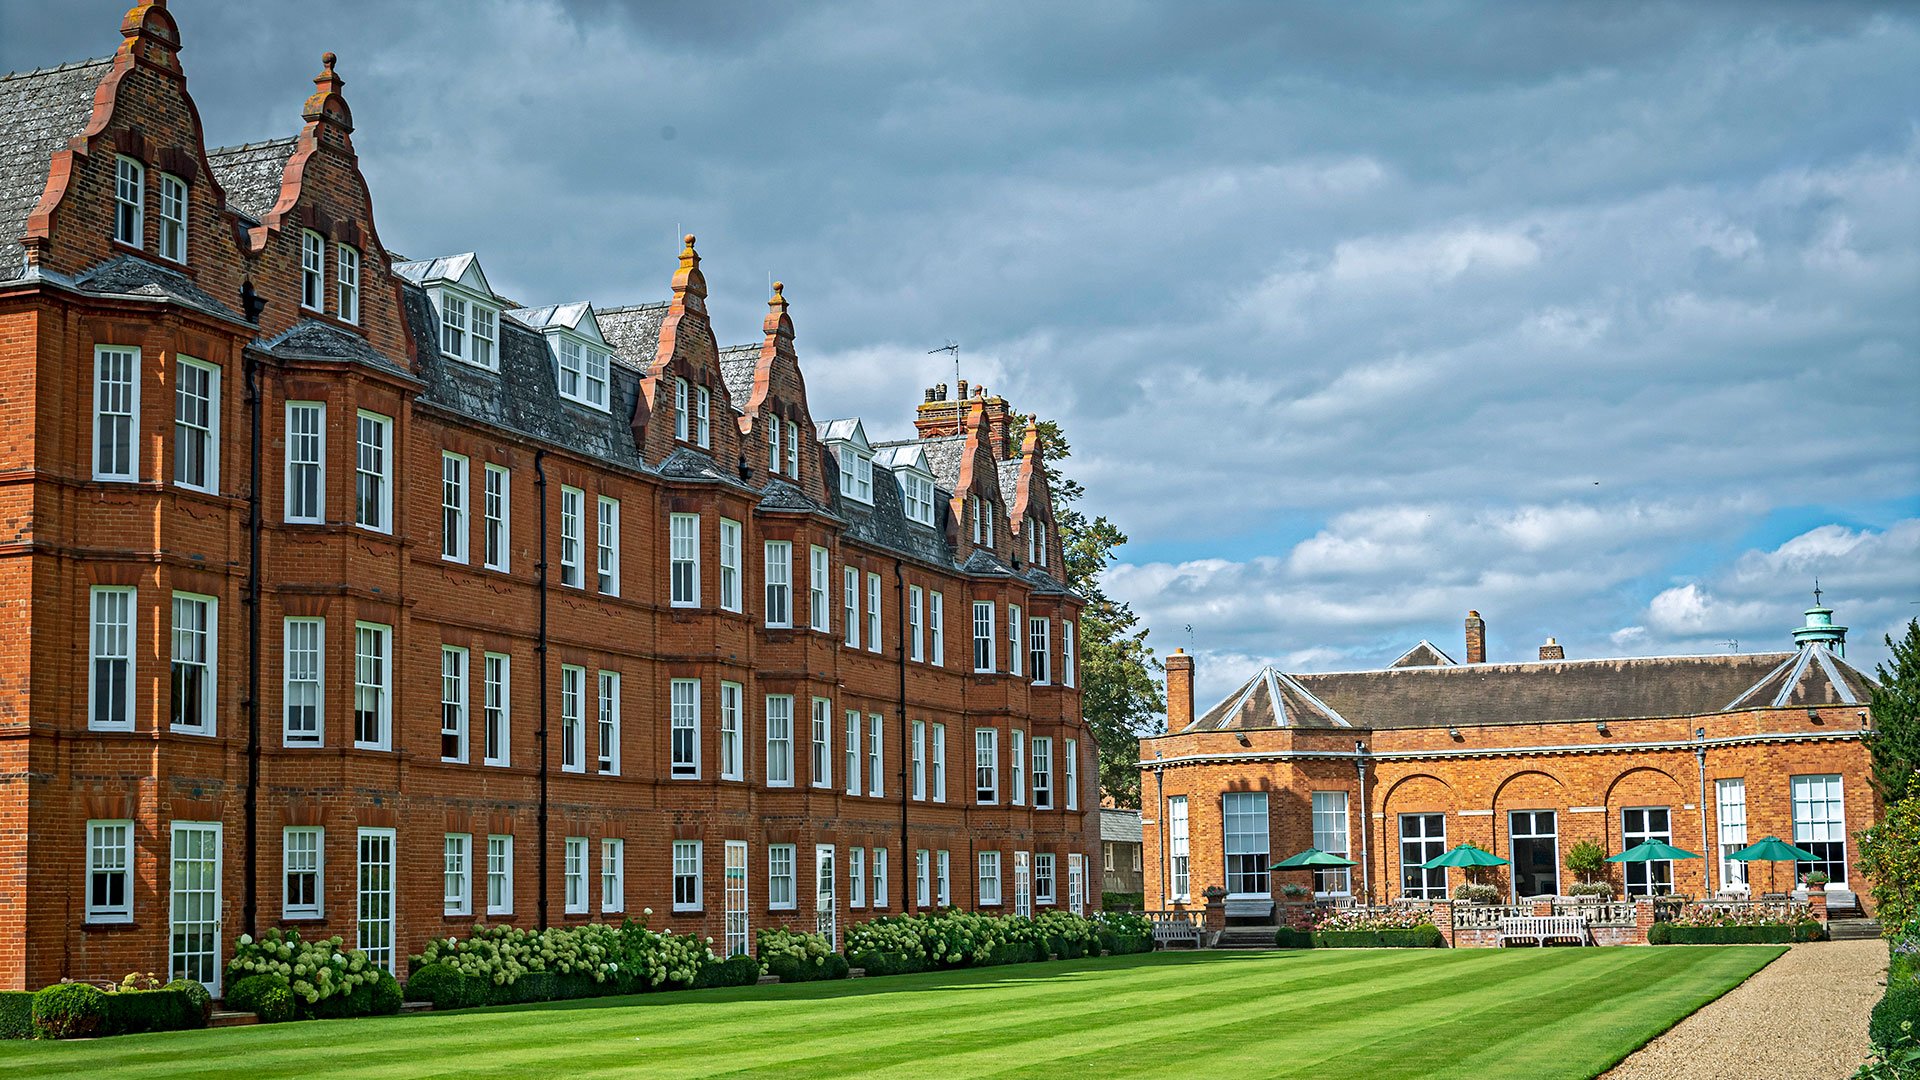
980,393,1013,459
1465,611,1487,664
1166,649,1195,730
1539,637,1565,661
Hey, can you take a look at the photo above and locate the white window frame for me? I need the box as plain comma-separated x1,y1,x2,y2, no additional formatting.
975,727,998,804
810,697,833,789
850,846,867,908
601,838,625,914
1031,736,1053,810
937,850,952,907
93,345,140,482
440,644,469,763
483,464,509,571
1716,778,1748,888
597,670,621,774
113,155,144,248
1790,774,1848,886
911,719,927,800
670,513,700,607
440,292,468,359
843,567,859,648
1063,621,1077,687
285,401,324,523
769,843,797,910
1168,796,1191,901
284,825,324,919
168,820,223,993
1065,738,1079,810
336,244,360,324
867,573,882,652
719,681,744,782
1035,852,1056,905
696,385,711,448
1009,605,1023,677
1030,617,1050,684
868,714,884,798
908,586,924,662
765,541,792,628
483,652,510,766
443,832,471,916
597,496,620,595
1311,791,1351,898
441,451,468,563
978,851,1002,906
559,486,584,588
872,847,888,910
469,303,497,370
845,709,862,797
169,592,216,735
353,621,392,751
930,593,945,667
487,833,514,915
86,818,135,924
808,546,830,632
673,839,703,912
1225,792,1273,899
89,585,136,732
931,723,947,803
916,849,931,908
301,229,325,311
670,678,701,778
354,410,392,533
560,664,586,773
973,601,995,673
173,355,219,493
715,518,742,612
564,836,589,915
283,617,324,746
766,694,794,787
673,378,689,440
357,827,396,973
1009,729,1025,806
785,419,800,478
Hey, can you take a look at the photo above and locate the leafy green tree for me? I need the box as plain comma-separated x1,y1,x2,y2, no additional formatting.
1868,619,1920,804
1855,794,1919,935
1018,416,1165,808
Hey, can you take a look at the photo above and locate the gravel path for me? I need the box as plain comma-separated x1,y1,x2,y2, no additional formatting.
1602,938,1886,1080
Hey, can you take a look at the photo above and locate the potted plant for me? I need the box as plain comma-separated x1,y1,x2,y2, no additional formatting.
1278,883,1311,901
1565,840,1608,898
1803,870,1829,891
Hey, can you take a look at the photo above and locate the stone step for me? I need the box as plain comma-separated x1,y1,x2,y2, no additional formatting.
1827,918,1882,941
208,1010,257,1028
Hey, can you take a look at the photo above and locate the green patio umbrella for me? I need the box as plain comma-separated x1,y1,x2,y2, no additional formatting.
1421,843,1509,869
1729,836,1820,894
1605,840,1703,863
1269,847,1358,871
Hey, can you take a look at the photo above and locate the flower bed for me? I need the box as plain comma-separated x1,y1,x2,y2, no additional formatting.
842,910,1145,974
1867,928,1919,1061
1308,906,1443,948
758,928,850,982
0,974,210,1040
1647,902,1823,945
403,916,757,1010
227,929,399,1022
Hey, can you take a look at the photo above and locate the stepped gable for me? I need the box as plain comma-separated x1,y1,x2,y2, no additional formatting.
0,57,113,277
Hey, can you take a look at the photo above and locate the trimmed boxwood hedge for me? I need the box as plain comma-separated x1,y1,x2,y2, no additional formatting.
765,952,851,983
1310,927,1445,949
1273,928,1315,949
0,991,35,1040
405,952,764,1012
101,987,205,1035
1648,922,1824,945
693,954,762,990
1869,941,1919,1049
30,983,108,1039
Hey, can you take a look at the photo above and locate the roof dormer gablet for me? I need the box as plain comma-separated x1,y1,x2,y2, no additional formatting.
392,252,500,372
874,444,937,527
823,418,875,505
510,301,612,412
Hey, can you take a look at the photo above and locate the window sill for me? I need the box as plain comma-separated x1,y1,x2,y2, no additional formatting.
279,915,327,925
82,919,139,932
443,912,475,921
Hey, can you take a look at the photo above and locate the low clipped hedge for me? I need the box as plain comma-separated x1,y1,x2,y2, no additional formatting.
1273,927,1315,949
1311,927,1445,949
764,951,850,983
404,952,763,1012
101,986,208,1035
224,968,399,1023
1647,922,1824,945
0,992,33,1040
30,983,107,1039
693,954,762,990
840,910,1150,975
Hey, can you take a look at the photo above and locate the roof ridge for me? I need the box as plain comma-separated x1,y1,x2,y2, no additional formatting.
0,55,111,83
1295,651,1798,678
596,301,669,315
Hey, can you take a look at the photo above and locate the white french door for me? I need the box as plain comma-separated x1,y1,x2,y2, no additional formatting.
724,840,749,957
1067,853,1086,914
1014,851,1032,917
814,844,837,949
358,828,396,972
169,822,223,994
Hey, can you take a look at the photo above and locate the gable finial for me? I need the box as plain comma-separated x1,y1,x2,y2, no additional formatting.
1812,577,1823,607
302,50,353,132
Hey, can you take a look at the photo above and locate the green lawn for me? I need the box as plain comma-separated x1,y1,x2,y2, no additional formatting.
0,947,1784,1079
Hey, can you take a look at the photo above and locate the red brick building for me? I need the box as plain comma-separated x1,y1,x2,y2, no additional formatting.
1140,606,1879,919
0,1,1093,994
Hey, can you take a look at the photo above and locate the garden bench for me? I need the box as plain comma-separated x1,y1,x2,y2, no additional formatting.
1495,915,1591,947
1150,917,1204,948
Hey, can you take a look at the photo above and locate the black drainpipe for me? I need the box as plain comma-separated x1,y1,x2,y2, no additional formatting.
534,450,551,929
242,342,263,937
894,559,910,912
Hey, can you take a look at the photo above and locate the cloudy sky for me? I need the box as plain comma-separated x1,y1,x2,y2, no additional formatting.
7,1,1917,707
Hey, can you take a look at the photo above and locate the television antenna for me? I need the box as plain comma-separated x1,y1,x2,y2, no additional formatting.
928,341,959,399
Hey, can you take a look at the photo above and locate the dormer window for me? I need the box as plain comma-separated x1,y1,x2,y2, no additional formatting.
113,156,143,247
157,174,186,263
901,472,935,527
785,420,800,478
970,497,994,548
1028,520,1048,567
471,306,496,368
436,290,499,370
441,294,466,355
697,386,712,448
839,447,873,503
337,245,360,324
674,379,690,440
301,230,325,311
557,337,610,410
768,416,781,473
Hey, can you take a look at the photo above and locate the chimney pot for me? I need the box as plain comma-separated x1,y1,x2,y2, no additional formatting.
1465,610,1487,664
957,379,968,400
1539,636,1565,661
1166,648,1195,731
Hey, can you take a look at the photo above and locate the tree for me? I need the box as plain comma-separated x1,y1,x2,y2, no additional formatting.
1868,619,1920,804
1856,794,1919,935
1019,416,1164,808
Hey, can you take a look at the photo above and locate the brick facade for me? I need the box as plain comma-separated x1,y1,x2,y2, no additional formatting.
0,2,1095,993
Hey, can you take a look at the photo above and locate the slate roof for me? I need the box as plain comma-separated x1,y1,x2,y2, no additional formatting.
1390,641,1457,668
0,57,112,279
909,434,967,489
1099,808,1143,845
205,138,296,223
506,302,591,333
831,456,953,568
76,254,247,324
717,344,759,409
262,317,414,380
595,303,668,373
1182,648,1877,733
996,457,1022,509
